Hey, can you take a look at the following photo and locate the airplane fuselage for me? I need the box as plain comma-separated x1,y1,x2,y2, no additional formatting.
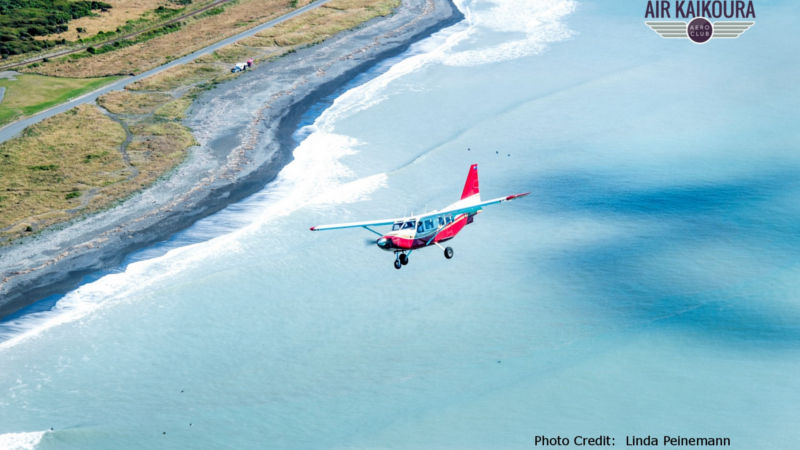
376,212,475,251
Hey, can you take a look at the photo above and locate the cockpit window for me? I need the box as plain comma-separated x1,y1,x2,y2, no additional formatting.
392,222,402,231
402,220,416,230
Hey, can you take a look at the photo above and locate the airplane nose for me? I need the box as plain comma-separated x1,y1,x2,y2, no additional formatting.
376,237,391,249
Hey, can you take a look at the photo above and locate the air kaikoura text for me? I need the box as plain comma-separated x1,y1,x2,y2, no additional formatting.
644,1,756,19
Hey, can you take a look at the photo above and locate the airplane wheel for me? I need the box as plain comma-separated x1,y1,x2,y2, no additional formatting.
399,253,409,265
444,247,454,259
394,260,402,270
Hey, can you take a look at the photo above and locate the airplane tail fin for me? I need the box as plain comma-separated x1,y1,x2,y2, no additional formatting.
460,164,480,200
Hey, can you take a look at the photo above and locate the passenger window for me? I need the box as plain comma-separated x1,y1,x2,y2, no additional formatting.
417,223,424,233
425,220,433,229
438,217,444,226
446,216,452,224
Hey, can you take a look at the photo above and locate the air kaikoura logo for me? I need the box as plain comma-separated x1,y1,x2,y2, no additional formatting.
644,1,755,43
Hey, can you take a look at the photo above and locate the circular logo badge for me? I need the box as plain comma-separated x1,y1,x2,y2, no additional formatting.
687,17,713,44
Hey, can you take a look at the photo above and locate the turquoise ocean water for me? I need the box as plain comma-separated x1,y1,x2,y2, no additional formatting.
2,0,799,448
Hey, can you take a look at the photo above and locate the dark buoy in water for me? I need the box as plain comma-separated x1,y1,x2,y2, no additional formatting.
162,432,166,435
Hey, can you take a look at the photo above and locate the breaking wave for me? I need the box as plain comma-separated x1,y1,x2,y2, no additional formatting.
443,0,577,66
0,431,47,450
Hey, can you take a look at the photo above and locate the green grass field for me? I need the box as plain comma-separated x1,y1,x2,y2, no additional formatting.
0,74,121,127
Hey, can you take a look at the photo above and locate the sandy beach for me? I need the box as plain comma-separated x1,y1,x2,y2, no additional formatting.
0,0,462,318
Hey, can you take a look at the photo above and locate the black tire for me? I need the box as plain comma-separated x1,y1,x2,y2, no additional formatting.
444,247,454,259
394,260,402,270
399,253,409,265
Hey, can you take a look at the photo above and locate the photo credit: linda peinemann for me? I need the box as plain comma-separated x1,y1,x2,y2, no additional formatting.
533,434,732,446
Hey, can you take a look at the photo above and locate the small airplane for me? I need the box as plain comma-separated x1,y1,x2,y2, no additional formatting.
310,164,529,269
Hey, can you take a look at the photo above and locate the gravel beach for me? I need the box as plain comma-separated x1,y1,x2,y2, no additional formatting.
0,0,462,318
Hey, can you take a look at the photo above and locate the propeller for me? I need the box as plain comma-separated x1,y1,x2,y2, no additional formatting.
364,238,378,247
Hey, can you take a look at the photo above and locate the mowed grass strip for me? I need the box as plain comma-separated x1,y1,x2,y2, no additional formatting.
0,74,121,127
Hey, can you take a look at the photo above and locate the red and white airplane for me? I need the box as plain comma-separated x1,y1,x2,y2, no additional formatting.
310,164,529,269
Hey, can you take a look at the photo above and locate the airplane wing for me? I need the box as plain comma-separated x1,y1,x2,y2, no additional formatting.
310,192,530,231
310,217,401,231
426,192,530,220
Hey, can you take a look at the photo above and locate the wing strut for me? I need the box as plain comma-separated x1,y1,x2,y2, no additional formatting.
425,223,447,246
363,226,383,236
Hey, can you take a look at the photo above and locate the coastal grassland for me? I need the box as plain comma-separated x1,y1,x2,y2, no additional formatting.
127,61,232,91
96,90,173,114
0,73,120,126
23,0,298,77
0,105,127,239
0,97,197,243
246,0,401,47
129,0,401,92
127,121,195,185
153,96,193,120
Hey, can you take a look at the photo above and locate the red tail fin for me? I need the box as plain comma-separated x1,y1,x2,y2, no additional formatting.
460,164,480,199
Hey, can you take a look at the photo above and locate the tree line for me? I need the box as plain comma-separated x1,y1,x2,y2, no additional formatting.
0,0,112,57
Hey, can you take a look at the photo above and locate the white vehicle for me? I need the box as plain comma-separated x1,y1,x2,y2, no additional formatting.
231,63,247,73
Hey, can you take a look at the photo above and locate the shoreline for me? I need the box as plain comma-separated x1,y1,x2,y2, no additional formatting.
0,0,463,319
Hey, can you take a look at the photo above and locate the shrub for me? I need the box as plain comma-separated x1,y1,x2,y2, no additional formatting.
28,164,59,171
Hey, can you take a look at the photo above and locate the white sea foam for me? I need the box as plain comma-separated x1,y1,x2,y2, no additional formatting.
0,242,205,351
0,431,47,450
0,0,578,351
443,0,576,67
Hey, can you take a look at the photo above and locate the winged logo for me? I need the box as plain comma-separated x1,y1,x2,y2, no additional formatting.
646,19,754,43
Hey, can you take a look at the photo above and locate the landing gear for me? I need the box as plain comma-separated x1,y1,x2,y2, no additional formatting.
394,252,410,269
444,247,454,259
